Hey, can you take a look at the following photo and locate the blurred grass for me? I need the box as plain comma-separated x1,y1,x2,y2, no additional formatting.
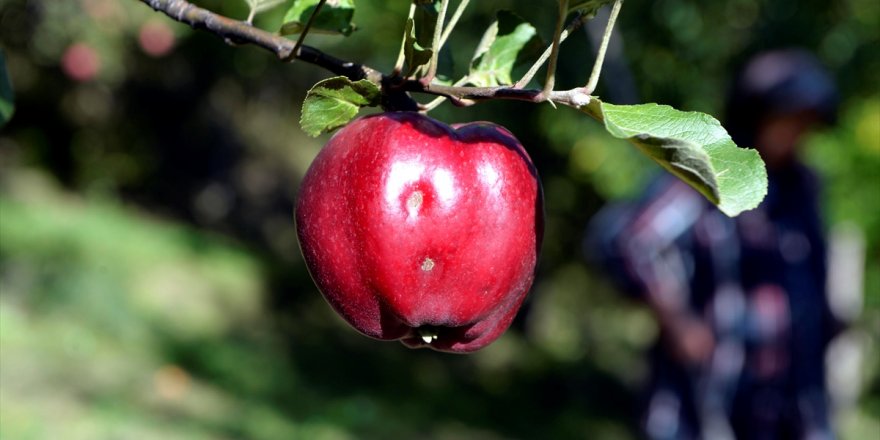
0,170,289,439
0,169,645,439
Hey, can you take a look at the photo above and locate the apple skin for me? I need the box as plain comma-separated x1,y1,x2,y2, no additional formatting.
295,112,543,353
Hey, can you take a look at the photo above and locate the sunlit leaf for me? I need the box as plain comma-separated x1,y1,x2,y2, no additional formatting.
581,99,767,216
300,76,380,137
281,0,356,36
468,11,542,87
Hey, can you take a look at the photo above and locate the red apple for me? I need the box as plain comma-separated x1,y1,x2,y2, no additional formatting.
295,112,543,353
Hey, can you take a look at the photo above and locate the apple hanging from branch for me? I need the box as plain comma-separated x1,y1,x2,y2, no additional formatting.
137,0,768,352
295,112,543,353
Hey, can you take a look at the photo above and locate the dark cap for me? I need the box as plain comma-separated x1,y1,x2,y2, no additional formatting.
725,49,839,148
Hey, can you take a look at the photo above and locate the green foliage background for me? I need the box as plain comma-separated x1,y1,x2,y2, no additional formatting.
0,0,877,438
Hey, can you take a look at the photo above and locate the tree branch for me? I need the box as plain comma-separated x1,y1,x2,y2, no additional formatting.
137,0,597,111
139,0,383,84
418,83,592,108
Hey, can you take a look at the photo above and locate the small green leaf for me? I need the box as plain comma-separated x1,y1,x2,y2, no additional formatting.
280,0,356,36
0,51,14,128
581,99,767,216
403,17,433,77
413,0,440,41
300,76,380,137
401,1,439,77
468,11,542,87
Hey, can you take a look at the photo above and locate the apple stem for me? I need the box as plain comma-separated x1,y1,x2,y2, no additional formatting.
418,328,439,344
584,0,623,94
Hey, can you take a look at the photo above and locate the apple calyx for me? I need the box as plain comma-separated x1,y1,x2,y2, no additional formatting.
418,327,440,344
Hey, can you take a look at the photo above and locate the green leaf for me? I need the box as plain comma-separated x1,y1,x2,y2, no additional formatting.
402,1,439,77
413,0,440,43
581,99,767,216
403,18,433,77
0,51,14,128
468,11,542,87
300,76,380,137
280,0,356,36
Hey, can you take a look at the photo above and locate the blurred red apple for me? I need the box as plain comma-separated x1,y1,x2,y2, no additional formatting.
295,112,543,353
61,43,100,82
139,20,176,57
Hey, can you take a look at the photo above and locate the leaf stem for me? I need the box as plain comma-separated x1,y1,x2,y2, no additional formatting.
515,11,587,89
584,0,622,93
541,0,569,97
246,6,257,25
438,0,470,49
393,2,418,75
425,0,450,83
290,0,327,64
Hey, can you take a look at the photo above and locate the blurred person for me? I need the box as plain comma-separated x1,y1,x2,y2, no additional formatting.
585,49,841,440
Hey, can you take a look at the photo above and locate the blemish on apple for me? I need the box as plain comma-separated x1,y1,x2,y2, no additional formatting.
421,257,435,271
406,190,423,211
